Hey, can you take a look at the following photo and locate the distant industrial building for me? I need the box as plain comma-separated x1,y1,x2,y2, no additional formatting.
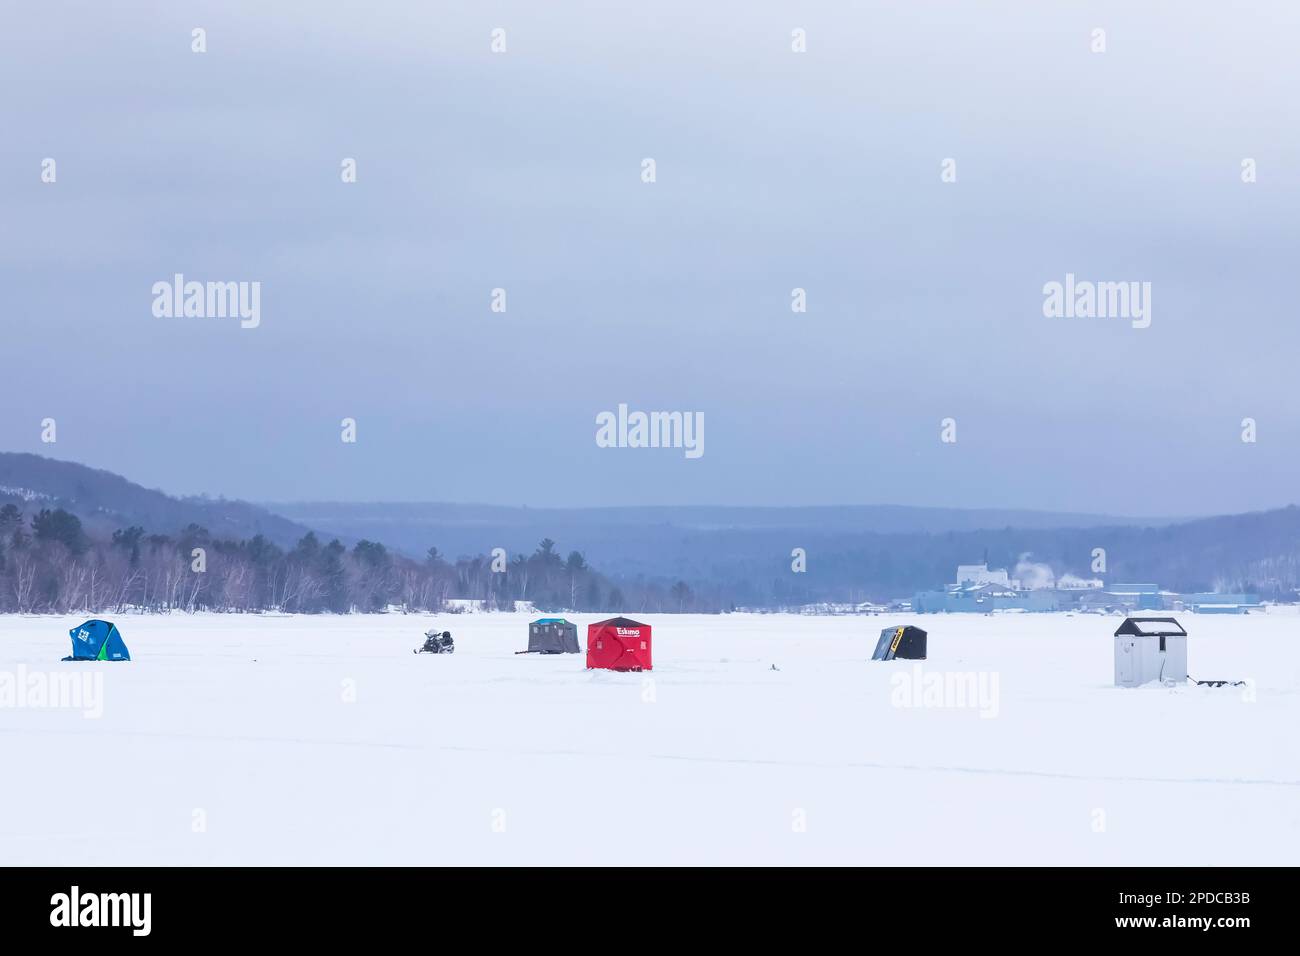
1085,586,1260,614
914,563,1059,613
912,563,1261,615
956,563,1020,589
913,585,1059,613
1088,583,1164,612
1171,593,1262,614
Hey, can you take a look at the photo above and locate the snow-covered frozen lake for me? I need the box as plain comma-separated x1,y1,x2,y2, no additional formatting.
1,611,1296,865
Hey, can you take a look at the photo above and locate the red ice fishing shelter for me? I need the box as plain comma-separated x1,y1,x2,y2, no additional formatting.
587,617,652,671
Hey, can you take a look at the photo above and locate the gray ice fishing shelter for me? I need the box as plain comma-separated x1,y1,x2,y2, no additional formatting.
525,618,581,654
1113,616,1187,687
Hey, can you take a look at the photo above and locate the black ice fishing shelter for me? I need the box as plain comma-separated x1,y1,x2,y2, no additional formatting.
524,618,581,654
871,625,928,661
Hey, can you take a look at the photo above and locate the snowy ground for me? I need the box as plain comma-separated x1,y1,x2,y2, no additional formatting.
1,611,1296,865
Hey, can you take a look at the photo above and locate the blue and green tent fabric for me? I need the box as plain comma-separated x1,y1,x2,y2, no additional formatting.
63,619,131,662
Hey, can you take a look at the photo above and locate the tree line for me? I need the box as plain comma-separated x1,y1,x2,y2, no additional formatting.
0,505,717,614
6,500,1294,614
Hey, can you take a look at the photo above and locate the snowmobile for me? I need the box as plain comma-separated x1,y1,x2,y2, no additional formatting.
414,629,454,654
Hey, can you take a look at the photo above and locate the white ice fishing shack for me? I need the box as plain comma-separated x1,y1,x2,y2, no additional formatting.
1113,616,1187,687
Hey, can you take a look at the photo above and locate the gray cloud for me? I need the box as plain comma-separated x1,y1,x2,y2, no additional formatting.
2,2,1298,513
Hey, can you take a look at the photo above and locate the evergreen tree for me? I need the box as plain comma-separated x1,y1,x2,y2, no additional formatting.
32,508,88,555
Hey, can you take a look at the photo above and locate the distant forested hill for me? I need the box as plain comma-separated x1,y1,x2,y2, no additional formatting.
650,508,1300,605
3,452,1295,610
0,452,311,547
271,501,1298,604
0,454,625,615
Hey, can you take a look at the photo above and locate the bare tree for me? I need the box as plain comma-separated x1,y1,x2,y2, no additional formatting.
12,555,36,612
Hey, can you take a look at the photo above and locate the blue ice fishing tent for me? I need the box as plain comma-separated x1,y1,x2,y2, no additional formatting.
63,619,130,662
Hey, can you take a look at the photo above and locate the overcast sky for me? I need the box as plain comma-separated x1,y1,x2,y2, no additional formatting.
2,1,1298,515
